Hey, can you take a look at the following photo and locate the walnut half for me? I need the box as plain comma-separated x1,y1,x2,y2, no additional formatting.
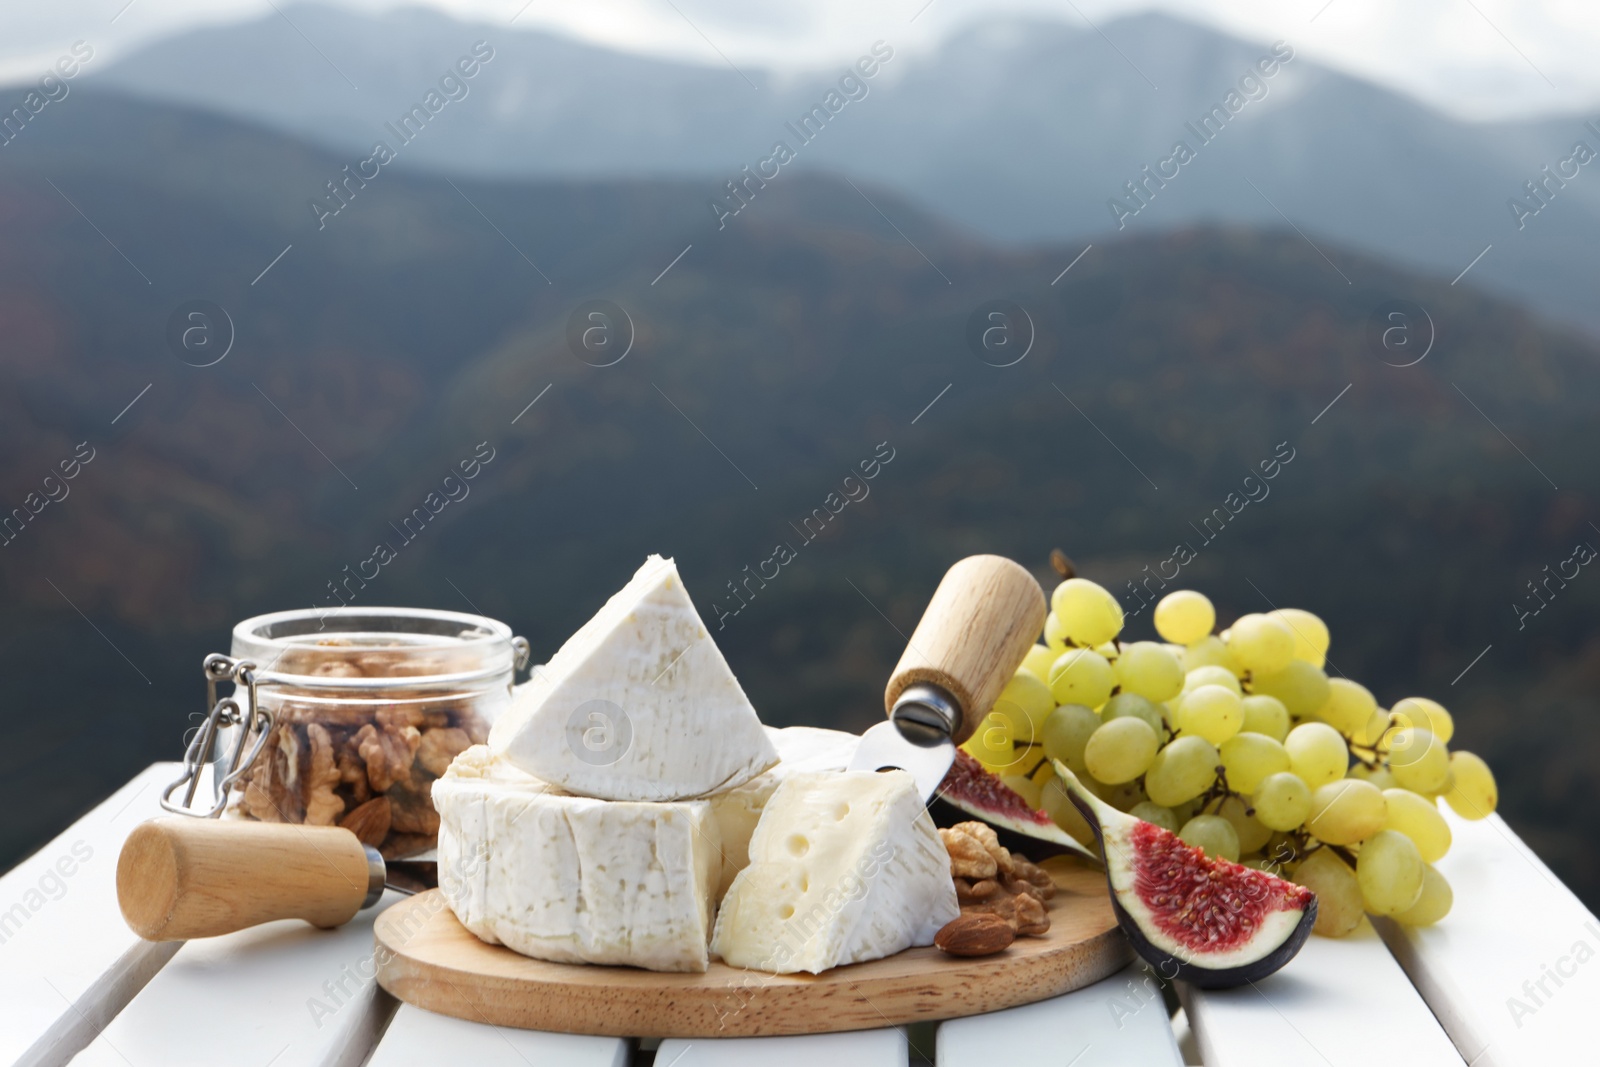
941,821,1052,937
356,722,421,792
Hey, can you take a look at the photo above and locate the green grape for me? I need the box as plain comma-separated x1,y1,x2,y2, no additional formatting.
1393,864,1452,926
984,700,1034,756
1220,732,1290,793
1357,829,1425,915
1050,578,1124,647
1292,848,1363,937
1348,708,1392,748
1101,692,1167,736
1179,814,1240,862
1442,750,1497,820
1155,590,1215,645
1094,640,1121,662
960,711,1022,773
1129,801,1180,833
1253,772,1312,831
1348,762,1396,789
1171,797,1203,825
1048,648,1115,708
1176,684,1243,745
995,669,1055,745
1115,783,1152,811
1040,704,1101,775
1305,779,1387,845
1269,607,1330,666
1143,735,1220,806
1217,794,1272,853
1239,694,1291,741
1000,773,1045,810
1040,775,1095,846
1285,722,1349,789
1044,612,1069,651
1084,717,1160,784
1387,727,1450,794
1184,664,1243,695
1021,644,1058,682
1089,776,1149,812
1182,635,1241,674
1226,613,1295,674
1317,678,1377,736
1382,788,1451,863
1115,641,1184,702
1248,660,1331,720
1390,697,1454,745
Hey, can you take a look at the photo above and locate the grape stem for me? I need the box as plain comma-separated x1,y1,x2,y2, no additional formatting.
1197,766,1240,815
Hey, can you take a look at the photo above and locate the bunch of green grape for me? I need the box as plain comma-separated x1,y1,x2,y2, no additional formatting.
962,576,1499,938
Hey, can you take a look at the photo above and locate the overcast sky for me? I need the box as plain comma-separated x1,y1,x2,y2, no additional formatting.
2,0,1596,122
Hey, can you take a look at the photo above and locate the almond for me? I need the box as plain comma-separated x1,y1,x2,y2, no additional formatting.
934,912,1015,957
339,796,392,847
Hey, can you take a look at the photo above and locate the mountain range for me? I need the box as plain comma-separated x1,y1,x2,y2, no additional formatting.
0,71,1597,904
75,4,1600,337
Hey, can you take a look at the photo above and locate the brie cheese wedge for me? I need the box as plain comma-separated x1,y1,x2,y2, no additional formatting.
490,555,778,801
707,726,860,900
711,770,960,974
435,746,721,972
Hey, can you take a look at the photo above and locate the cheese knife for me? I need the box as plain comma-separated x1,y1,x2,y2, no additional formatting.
848,554,1048,799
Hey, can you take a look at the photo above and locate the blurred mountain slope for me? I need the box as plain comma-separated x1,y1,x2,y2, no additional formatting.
0,91,1597,906
81,5,1600,335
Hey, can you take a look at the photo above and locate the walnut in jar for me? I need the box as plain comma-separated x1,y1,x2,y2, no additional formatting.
227,608,516,860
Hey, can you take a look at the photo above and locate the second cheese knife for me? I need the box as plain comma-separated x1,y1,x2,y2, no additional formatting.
848,555,1048,799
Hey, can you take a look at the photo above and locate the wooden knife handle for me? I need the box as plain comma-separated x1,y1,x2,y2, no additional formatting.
117,818,377,941
885,555,1047,744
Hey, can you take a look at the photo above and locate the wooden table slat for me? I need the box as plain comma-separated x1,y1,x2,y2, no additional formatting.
0,763,181,1067
69,890,405,1067
367,1004,629,1067
1180,917,1464,1067
1374,810,1600,1067
938,962,1184,1067
655,1026,907,1067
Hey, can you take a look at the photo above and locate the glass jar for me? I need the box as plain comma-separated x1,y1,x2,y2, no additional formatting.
224,607,526,858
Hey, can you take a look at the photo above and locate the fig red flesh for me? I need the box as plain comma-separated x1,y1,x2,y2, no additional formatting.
1128,820,1313,954
932,751,1094,859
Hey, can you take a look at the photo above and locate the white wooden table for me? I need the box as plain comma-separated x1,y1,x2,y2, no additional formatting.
3,764,1593,1067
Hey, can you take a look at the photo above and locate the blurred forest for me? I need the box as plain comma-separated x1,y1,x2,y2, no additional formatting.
1,92,1597,908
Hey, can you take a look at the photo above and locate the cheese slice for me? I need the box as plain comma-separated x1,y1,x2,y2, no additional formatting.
490,555,778,801
707,726,860,900
435,746,721,972
711,770,960,974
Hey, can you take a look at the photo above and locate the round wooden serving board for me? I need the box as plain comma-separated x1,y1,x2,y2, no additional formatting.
373,857,1130,1037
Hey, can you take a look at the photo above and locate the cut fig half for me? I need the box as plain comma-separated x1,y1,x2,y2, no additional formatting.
932,750,1095,861
1053,761,1316,989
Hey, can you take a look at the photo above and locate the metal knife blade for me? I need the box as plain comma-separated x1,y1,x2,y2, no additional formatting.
850,719,957,800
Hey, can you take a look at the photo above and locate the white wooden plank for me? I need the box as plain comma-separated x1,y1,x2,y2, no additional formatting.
938,963,1183,1067
70,890,406,1067
367,1004,628,1067
1373,810,1600,1067
0,763,184,1067
656,1027,906,1067
1170,1008,1202,1067
1180,917,1465,1067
